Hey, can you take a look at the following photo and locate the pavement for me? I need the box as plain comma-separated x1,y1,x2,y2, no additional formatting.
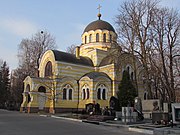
39,113,180,135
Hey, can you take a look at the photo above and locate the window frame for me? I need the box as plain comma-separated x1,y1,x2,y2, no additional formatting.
96,33,99,42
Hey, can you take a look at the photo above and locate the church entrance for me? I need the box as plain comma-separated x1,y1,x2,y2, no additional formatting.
38,86,46,111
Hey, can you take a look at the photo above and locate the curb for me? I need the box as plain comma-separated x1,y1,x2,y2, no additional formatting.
51,115,82,122
82,120,100,125
39,114,163,135
99,122,129,128
129,127,153,135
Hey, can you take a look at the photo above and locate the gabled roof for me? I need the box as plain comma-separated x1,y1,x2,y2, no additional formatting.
52,50,93,67
99,55,114,67
82,71,111,80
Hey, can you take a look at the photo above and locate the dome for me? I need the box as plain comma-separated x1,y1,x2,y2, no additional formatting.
83,19,115,33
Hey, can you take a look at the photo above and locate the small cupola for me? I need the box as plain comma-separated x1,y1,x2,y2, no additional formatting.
81,13,117,45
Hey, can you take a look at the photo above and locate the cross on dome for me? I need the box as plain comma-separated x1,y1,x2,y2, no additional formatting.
97,4,102,20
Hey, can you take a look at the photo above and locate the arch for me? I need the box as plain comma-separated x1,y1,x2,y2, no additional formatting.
96,33,99,42
38,86,46,93
125,65,133,73
81,84,90,100
25,84,31,103
89,34,92,43
62,84,73,100
45,61,52,77
103,33,106,42
127,66,130,73
38,86,46,110
26,84,30,92
97,84,108,100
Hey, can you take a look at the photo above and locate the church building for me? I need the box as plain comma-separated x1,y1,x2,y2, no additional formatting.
20,13,145,113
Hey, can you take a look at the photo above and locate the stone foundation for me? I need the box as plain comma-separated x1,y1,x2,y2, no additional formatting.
20,107,82,114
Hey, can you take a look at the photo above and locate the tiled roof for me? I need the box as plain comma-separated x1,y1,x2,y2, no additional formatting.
82,71,111,80
52,50,93,67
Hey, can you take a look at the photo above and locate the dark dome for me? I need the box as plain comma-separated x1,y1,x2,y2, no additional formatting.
83,20,115,33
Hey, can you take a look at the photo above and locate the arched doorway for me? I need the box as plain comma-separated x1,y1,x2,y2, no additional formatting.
38,86,46,111
26,84,31,103
24,84,31,112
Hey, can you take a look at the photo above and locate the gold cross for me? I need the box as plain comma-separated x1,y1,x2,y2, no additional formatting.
97,4,102,14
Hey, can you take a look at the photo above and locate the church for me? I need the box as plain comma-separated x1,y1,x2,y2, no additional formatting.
20,13,145,113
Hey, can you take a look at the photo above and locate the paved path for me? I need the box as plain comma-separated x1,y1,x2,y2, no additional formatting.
0,109,148,135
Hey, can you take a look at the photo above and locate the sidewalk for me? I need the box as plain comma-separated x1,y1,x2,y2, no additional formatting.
39,113,180,135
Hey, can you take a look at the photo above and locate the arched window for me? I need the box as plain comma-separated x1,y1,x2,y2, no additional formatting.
62,84,73,100
26,85,31,103
127,66,130,74
85,36,87,44
82,89,86,99
89,34,92,43
45,61,52,77
26,84,30,92
103,33,106,42
131,72,134,80
110,34,112,42
38,86,46,93
97,88,101,99
102,89,106,100
69,89,72,100
96,33,99,42
87,88,90,99
82,84,90,100
144,92,147,100
63,88,67,100
97,84,107,100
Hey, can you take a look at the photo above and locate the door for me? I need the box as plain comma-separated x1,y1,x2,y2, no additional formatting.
38,93,46,110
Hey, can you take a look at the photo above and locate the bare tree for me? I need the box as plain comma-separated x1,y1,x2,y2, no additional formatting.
18,30,57,77
10,68,26,109
151,8,180,102
115,0,158,98
66,44,77,54
11,31,57,109
115,0,180,102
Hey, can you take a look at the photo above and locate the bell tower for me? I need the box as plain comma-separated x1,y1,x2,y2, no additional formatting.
78,7,117,66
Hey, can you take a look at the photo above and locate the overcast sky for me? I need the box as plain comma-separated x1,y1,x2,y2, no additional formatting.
0,0,180,70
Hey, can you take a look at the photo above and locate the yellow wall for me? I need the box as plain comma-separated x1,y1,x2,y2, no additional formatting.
21,25,145,113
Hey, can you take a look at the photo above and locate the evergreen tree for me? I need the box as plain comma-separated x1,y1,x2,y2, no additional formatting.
117,70,137,108
0,67,2,108
0,61,10,108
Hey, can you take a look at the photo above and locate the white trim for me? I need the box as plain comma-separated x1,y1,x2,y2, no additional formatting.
81,84,90,100
62,84,74,100
97,84,108,100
